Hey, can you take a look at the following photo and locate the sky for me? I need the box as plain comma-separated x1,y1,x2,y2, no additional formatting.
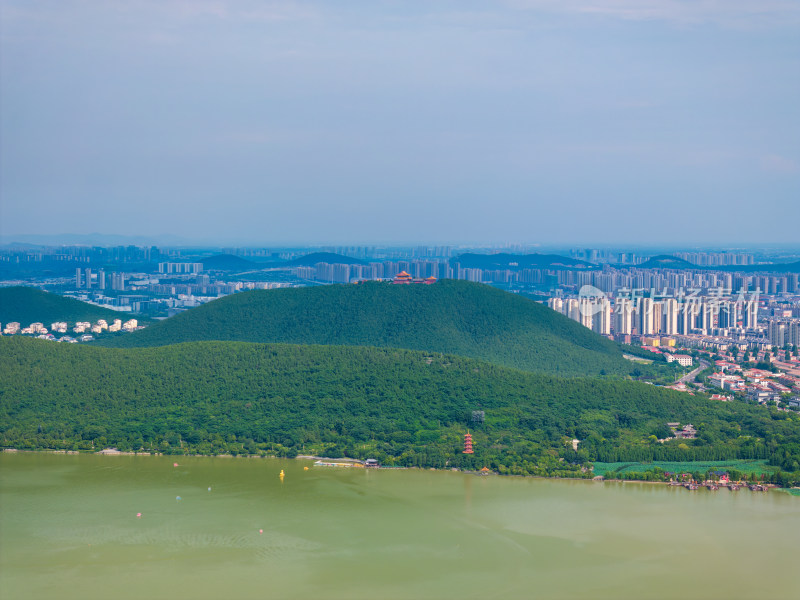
1,0,799,246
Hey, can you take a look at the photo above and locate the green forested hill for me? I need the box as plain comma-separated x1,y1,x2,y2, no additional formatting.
2,337,798,479
99,280,631,376
290,252,365,266
0,286,138,326
454,252,596,270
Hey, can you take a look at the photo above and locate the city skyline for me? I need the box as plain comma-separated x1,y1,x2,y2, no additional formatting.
2,1,798,245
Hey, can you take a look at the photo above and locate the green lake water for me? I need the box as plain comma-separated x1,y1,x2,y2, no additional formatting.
1,453,798,599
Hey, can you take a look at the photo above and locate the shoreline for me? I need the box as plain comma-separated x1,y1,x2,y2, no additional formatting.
2,448,793,493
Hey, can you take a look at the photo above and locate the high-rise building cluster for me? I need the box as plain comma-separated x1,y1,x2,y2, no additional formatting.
297,260,456,283
158,262,203,274
672,252,755,266
767,320,800,347
549,294,762,339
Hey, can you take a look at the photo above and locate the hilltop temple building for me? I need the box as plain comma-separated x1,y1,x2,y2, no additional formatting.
392,271,437,285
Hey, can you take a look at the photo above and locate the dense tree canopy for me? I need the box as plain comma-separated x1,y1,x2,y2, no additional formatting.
0,286,139,326
99,280,636,377
3,337,799,480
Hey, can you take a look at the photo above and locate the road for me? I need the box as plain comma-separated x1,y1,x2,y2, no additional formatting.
677,359,709,388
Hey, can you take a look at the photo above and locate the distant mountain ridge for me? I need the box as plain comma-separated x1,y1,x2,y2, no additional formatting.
635,255,699,270
632,255,800,273
199,252,364,272
289,252,366,266
100,279,634,376
453,253,597,270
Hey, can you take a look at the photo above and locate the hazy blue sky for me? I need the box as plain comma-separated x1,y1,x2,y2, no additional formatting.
1,1,798,245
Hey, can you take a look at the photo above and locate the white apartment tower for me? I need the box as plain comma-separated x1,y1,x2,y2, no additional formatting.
718,300,741,329
769,321,786,347
547,297,563,314
614,298,633,335
679,300,700,335
652,301,663,334
592,298,611,336
744,299,759,328
578,298,594,329
662,298,679,335
638,298,655,335
566,299,581,323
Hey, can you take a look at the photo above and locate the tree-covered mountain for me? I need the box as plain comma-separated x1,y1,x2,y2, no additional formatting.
453,252,596,270
0,286,141,326
3,337,798,478
632,255,800,274
99,280,633,376
635,255,699,270
289,252,365,266
200,251,365,271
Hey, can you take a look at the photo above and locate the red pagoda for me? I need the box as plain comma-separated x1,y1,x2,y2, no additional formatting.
393,271,413,284
463,432,474,454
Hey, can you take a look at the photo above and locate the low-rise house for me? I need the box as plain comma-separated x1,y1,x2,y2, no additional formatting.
767,381,790,394
708,373,745,391
3,322,20,334
747,387,779,404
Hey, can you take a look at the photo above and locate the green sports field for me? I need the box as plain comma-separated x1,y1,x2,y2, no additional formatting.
592,460,777,477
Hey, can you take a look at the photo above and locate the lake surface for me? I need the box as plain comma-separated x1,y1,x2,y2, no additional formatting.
1,453,798,600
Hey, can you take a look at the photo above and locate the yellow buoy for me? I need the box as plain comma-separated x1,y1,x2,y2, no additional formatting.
303,466,309,471
279,469,285,481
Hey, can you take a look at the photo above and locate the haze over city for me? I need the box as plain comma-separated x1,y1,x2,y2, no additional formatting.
1,0,798,245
